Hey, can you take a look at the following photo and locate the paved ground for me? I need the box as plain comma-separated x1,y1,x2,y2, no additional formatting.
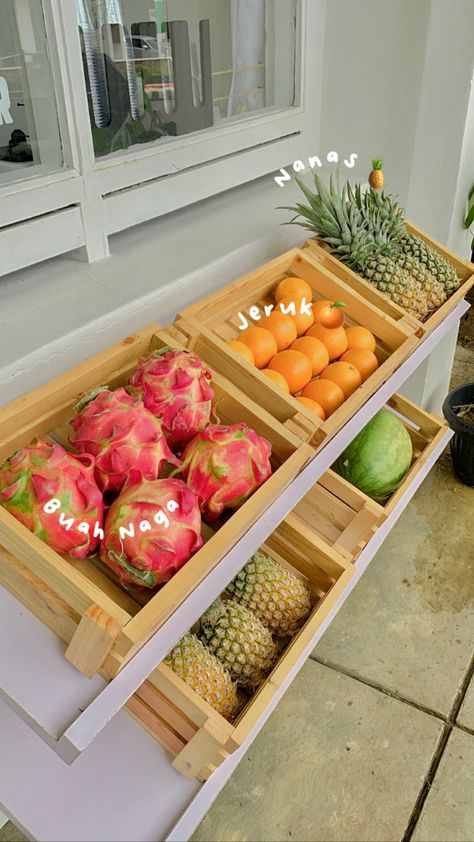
1,303,473,842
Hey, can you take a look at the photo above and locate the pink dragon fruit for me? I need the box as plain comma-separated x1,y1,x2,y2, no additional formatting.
128,348,214,453
100,474,203,588
69,387,179,496
0,440,104,559
177,423,272,523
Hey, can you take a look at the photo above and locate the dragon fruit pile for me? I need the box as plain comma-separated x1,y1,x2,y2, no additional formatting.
0,347,273,590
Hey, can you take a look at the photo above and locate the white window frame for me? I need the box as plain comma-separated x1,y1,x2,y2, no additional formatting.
0,0,324,276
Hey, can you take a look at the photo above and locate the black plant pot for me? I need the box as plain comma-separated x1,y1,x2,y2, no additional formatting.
442,382,474,486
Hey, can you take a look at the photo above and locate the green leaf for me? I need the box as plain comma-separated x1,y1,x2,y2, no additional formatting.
294,177,320,211
464,204,474,229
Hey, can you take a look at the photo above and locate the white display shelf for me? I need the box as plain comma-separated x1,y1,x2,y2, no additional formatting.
0,300,467,841
0,423,452,842
0,299,466,765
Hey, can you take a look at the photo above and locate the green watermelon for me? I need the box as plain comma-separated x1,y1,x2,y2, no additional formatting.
334,409,413,502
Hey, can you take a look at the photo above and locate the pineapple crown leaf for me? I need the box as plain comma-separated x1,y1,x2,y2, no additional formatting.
293,176,321,212
371,157,383,170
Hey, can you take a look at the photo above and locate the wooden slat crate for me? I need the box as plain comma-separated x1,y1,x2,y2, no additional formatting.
127,472,384,780
176,248,419,449
318,391,450,516
0,324,313,679
304,221,474,338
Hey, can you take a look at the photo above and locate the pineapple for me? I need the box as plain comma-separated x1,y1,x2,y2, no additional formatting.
199,598,276,688
392,251,446,310
164,633,238,720
360,255,430,318
368,157,384,189
283,173,447,319
227,551,311,637
397,233,460,294
356,186,459,294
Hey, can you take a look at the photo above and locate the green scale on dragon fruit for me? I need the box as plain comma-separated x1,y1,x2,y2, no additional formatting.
0,440,104,558
128,348,214,453
100,473,203,589
175,423,272,523
334,408,413,502
69,387,179,496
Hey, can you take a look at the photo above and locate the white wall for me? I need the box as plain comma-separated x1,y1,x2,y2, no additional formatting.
406,0,474,247
319,0,431,203
448,67,474,259
319,0,474,250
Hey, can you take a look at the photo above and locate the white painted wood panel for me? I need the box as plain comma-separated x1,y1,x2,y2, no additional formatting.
0,207,85,276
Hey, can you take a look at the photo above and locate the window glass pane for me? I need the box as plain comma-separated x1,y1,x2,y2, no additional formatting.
0,0,63,185
77,0,299,159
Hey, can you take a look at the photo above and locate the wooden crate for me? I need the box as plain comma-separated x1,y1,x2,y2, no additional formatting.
0,324,313,680
176,248,419,449
304,221,474,337
127,472,384,780
318,391,450,516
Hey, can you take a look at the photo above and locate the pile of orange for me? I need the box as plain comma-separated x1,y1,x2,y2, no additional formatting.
227,276,379,421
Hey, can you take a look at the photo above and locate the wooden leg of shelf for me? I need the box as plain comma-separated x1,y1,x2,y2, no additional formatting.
65,604,121,678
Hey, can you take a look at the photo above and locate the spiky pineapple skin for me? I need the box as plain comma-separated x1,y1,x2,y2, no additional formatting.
392,253,446,309
354,255,428,319
398,233,460,294
164,633,238,720
227,551,311,637
199,598,276,688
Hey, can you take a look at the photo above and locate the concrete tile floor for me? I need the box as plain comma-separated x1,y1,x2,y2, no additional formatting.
193,662,444,842
412,729,474,842
458,677,474,733
1,307,473,842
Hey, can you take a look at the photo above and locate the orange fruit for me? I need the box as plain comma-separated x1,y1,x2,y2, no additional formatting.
268,350,312,394
279,296,314,336
239,326,278,369
295,396,326,420
341,349,379,382
313,299,346,328
302,379,345,417
320,361,362,398
260,310,297,351
305,324,348,360
227,339,255,366
261,368,290,392
275,276,313,304
318,301,346,329
345,325,376,353
289,336,329,376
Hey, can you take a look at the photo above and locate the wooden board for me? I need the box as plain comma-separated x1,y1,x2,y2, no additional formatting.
304,221,474,338
0,323,312,679
176,247,418,450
